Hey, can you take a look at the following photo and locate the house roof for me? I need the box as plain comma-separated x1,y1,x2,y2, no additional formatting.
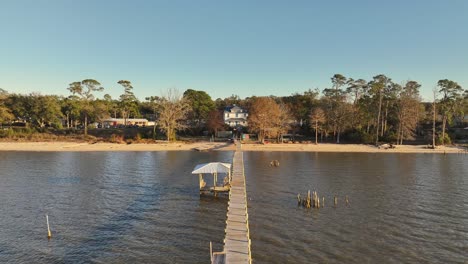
102,118,149,122
191,162,231,174
224,105,246,113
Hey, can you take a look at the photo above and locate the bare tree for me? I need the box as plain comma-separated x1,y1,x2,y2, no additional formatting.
309,107,326,144
275,103,292,143
247,97,281,143
396,81,421,144
206,109,225,137
156,88,191,141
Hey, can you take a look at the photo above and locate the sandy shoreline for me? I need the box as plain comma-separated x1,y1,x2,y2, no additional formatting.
0,141,466,153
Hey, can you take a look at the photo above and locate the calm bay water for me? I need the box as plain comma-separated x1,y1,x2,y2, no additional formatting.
245,152,468,263
0,151,467,263
0,151,231,264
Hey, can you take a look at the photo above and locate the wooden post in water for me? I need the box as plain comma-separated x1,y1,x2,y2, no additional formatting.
297,193,301,205
307,190,311,208
199,174,203,194
317,192,320,208
322,197,325,207
334,196,337,207
214,172,218,197
313,192,315,208
311,191,315,208
210,241,213,263
315,192,319,208
46,214,52,239
345,196,349,206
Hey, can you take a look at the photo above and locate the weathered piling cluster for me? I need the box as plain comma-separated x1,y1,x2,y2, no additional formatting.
269,160,280,167
297,190,324,208
297,191,350,208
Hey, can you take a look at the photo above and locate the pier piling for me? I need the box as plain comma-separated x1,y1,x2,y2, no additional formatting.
46,214,51,239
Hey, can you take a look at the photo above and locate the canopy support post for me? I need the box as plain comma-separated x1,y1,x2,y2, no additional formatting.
199,174,203,192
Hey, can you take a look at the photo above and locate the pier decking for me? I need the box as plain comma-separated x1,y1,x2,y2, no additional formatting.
212,144,251,264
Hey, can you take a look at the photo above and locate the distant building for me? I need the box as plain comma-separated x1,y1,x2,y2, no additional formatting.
454,114,468,127
224,105,248,127
102,118,149,127
463,115,468,126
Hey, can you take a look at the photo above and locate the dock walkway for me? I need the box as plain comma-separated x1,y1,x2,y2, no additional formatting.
212,143,251,264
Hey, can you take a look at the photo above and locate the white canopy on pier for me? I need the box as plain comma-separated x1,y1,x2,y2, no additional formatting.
191,162,232,174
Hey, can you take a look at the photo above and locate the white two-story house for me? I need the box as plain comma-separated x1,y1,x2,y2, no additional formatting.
224,105,248,127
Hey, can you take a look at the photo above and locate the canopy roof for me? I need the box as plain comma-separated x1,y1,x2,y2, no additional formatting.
191,162,231,174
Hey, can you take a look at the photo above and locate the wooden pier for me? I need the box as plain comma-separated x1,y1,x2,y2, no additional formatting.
211,143,252,264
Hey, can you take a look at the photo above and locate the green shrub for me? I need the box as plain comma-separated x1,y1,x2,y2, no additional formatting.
345,129,374,144
0,128,15,138
382,132,398,143
437,133,452,145
51,122,63,129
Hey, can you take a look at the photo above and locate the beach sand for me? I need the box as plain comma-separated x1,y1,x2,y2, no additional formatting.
0,141,465,153
234,143,466,153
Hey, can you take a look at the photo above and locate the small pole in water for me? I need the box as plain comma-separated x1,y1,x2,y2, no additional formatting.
297,193,301,205
46,214,52,239
317,193,320,208
210,241,213,263
322,197,325,207
315,191,318,208
346,195,349,206
334,196,338,207
311,191,315,208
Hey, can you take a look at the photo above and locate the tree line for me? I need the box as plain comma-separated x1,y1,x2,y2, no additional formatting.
0,74,466,145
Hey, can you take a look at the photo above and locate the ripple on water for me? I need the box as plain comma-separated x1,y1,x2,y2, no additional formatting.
1,151,466,263
245,152,468,264
0,151,232,264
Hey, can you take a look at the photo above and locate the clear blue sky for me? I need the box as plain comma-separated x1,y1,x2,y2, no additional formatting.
1,0,467,101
